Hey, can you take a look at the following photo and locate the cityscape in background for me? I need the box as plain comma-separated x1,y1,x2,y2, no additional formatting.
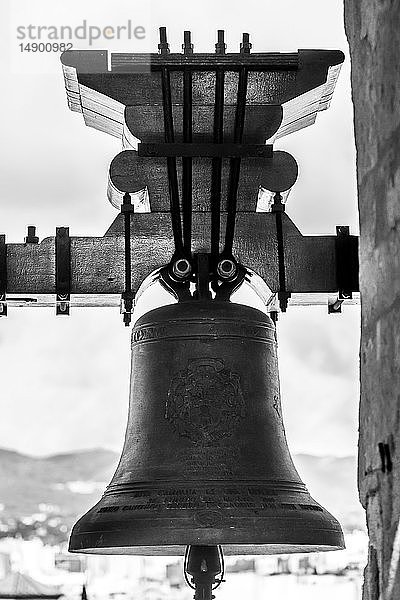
0,448,367,599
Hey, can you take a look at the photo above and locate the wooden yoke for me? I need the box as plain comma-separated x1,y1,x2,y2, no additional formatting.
2,30,358,316
4,213,358,307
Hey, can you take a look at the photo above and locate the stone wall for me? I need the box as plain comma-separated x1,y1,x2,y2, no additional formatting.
344,2,400,599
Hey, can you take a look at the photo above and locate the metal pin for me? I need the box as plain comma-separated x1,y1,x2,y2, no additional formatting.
183,31,194,55
25,226,39,244
158,27,170,54
240,33,252,54
215,30,226,55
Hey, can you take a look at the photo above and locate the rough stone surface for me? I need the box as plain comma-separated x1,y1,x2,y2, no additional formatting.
344,2,400,599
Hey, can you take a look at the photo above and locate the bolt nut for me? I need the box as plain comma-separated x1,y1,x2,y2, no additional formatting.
172,258,192,279
217,259,237,280
25,226,39,244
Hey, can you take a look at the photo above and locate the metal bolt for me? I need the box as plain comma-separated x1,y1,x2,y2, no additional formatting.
172,258,192,279
182,31,194,54
25,226,39,244
240,33,252,54
158,27,170,54
215,30,226,55
56,301,69,315
328,297,343,314
217,259,237,280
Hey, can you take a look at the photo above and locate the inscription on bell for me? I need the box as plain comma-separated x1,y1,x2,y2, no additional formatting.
177,445,240,476
96,486,323,517
165,358,246,443
132,325,167,343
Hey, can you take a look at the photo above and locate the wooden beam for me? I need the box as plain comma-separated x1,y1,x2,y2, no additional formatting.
124,105,283,145
5,213,358,299
111,52,301,71
137,143,273,158
61,50,344,142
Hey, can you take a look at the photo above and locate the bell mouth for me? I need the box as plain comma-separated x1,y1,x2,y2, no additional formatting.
68,494,345,556
68,543,344,556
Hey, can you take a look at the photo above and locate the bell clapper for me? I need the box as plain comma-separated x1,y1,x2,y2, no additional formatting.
184,545,225,600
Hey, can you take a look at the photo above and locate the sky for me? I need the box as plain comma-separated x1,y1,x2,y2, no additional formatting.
0,0,360,458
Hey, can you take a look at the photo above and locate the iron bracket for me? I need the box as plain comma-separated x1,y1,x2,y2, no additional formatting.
55,227,71,315
159,265,192,302
121,193,136,326
0,235,7,317
272,195,291,312
335,225,359,300
214,263,247,301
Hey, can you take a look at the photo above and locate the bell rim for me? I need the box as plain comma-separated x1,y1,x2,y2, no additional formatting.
68,544,345,556
68,505,345,556
68,537,345,556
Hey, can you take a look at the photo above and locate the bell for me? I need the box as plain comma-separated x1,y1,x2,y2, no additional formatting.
69,301,344,555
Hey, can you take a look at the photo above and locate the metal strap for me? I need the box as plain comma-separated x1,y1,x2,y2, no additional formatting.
224,50,249,256
182,33,193,254
55,227,71,315
210,65,225,261
271,195,291,313
121,193,135,326
335,226,359,299
0,234,7,316
160,28,184,257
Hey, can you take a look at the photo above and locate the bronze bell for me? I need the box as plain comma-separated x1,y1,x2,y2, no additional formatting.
69,301,344,555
